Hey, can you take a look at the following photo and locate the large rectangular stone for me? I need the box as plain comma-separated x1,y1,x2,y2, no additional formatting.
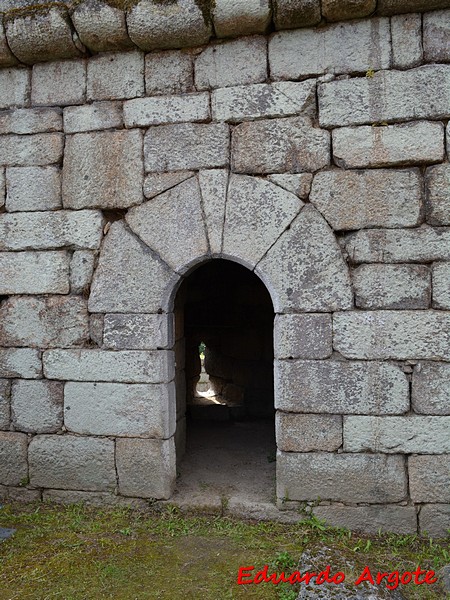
270,18,391,79
31,59,86,106
11,380,63,434
0,210,103,251
412,362,450,415
344,226,450,263
0,349,42,379
211,81,315,122
6,166,61,212
319,65,450,128
424,10,450,63
0,108,62,135
333,122,444,169
0,67,30,109
275,360,408,414
232,116,329,174
334,311,450,360
0,133,63,166
29,435,116,492
277,452,407,503
391,13,422,69
344,416,450,453
144,123,229,172
409,455,450,502
0,432,28,486
64,382,175,438
103,314,173,350
310,168,422,230
0,251,69,294
426,164,450,226
63,102,123,134
274,314,332,359
0,380,10,429
433,262,450,309
123,93,210,127
276,413,342,452
87,51,144,101
43,349,174,383
313,505,417,535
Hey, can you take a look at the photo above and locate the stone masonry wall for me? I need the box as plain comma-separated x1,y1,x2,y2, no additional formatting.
0,0,450,536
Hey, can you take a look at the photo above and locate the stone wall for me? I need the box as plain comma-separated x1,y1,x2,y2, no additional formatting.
0,0,449,536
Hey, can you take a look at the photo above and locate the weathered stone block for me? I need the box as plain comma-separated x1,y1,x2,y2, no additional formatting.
222,175,302,267
198,169,228,254
433,262,450,309
232,116,329,174
126,177,208,273
0,251,69,294
11,380,63,434
426,164,450,226
310,168,421,230
195,36,267,90
409,455,450,502
424,9,450,62
333,122,444,169
69,250,95,294
277,452,407,503
344,226,450,263
63,130,143,209
391,13,422,69
31,60,86,106
267,174,312,199
0,108,62,135
0,67,29,109
144,123,229,172
276,413,342,452
64,381,175,438
334,311,450,360
43,349,174,384
124,92,210,127
6,166,61,212
63,102,122,134
0,210,103,251
274,314,332,359
273,0,321,29
103,314,172,350
87,51,144,100
419,504,450,538
313,505,417,535
0,296,89,348
0,133,63,167
412,363,450,415
212,80,315,123
213,0,271,37
29,435,116,491
353,264,430,309
319,65,450,128
127,0,211,50
321,0,375,21
145,49,193,96
116,437,176,498
344,416,450,453
270,18,391,80
275,360,408,414
0,432,28,486
0,380,10,429
0,349,41,379
256,206,352,312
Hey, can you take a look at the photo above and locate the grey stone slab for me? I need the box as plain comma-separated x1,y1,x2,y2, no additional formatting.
0,133,63,167
0,432,28,486
313,505,417,535
0,251,69,295
31,60,86,107
11,380,63,434
123,92,210,127
426,164,450,226
63,102,123,134
275,360,409,414
198,169,228,255
0,349,41,379
103,314,173,350
0,108,61,135
391,13,423,68
424,9,450,63
274,314,332,359
433,262,450,309
276,413,342,452
87,50,144,101
412,362,450,415
0,67,29,109
409,455,450,502
6,166,61,212
213,0,271,37
145,49,194,96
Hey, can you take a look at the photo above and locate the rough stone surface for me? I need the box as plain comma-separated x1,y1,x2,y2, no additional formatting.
232,116,329,174
212,80,315,122
419,504,450,538
313,505,417,535
11,380,63,433
126,177,208,273
321,0,376,21
391,13,423,69
0,108,61,135
70,250,95,294
222,175,302,267
29,435,116,492
0,380,10,429
198,169,228,255
63,130,143,209
333,122,445,169
195,36,267,90
5,166,61,212
409,455,450,502
213,0,271,37
353,264,430,309
116,437,176,499
0,432,28,486
344,416,450,453
310,168,422,230
0,67,29,109
87,51,144,101
267,174,312,199
43,349,174,384
433,262,450,309
0,349,41,379
256,206,352,312
0,133,63,167
275,360,408,414
124,92,210,127
64,382,175,438
144,123,229,172
276,413,342,452
63,101,122,134
0,296,89,348
0,251,69,295
270,18,391,80
424,9,450,62
103,314,172,351
319,65,450,128
127,0,211,50
412,363,450,415
426,164,450,226
145,49,193,96
31,60,86,107
277,452,407,503
274,314,332,359
334,310,450,360
344,226,450,263
273,0,321,29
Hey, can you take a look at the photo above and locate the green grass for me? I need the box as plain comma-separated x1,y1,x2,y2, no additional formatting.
0,502,448,599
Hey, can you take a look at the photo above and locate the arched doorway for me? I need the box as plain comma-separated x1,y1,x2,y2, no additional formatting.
172,259,276,510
